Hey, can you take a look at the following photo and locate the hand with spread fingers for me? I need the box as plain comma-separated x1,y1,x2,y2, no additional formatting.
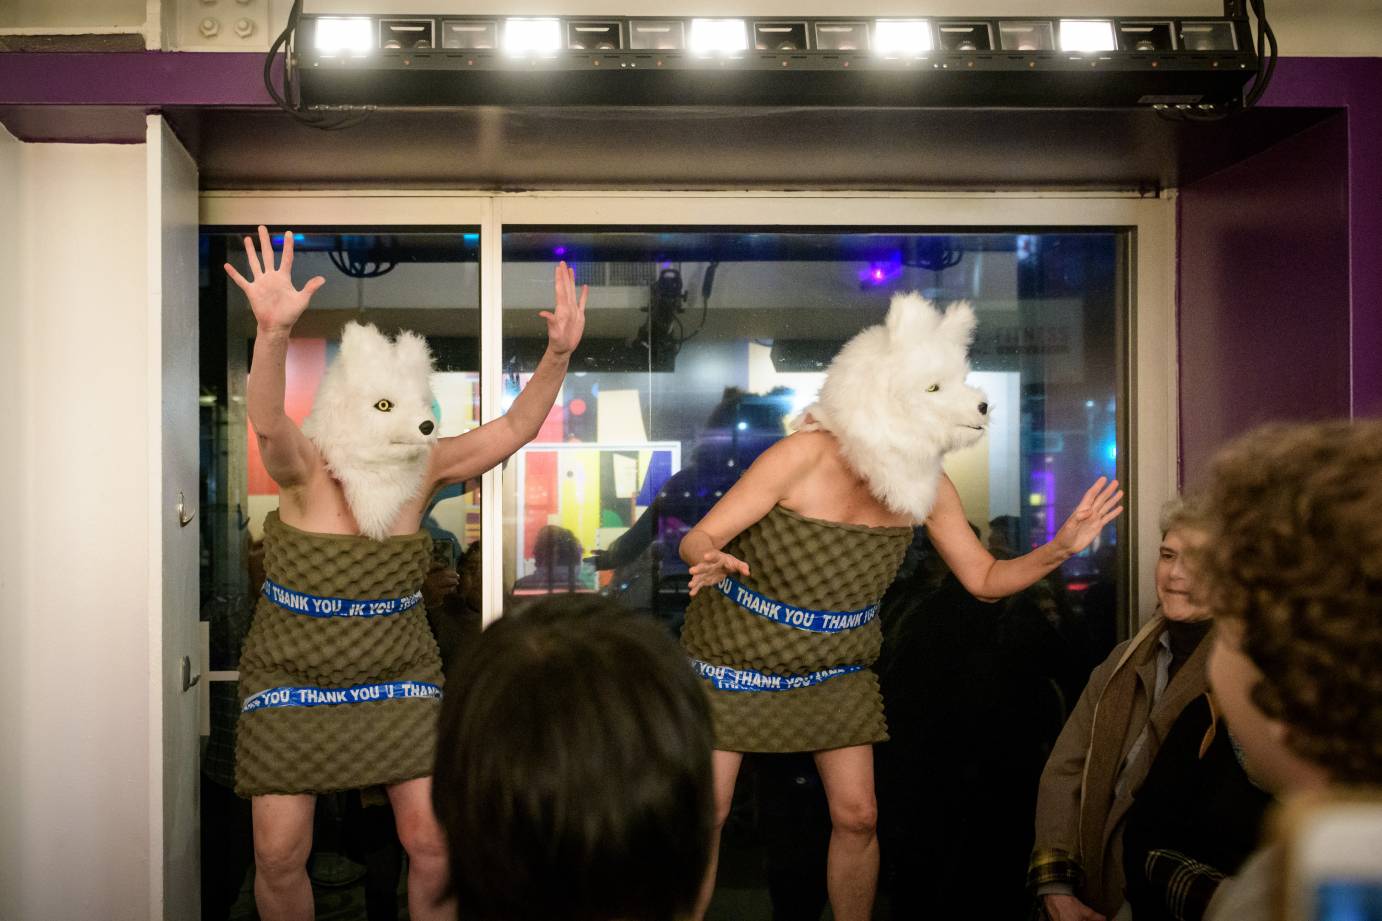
1052,477,1125,557
688,550,751,597
542,261,587,357
223,225,325,333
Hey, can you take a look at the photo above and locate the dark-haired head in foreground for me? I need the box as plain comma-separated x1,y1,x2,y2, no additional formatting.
433,595,714,921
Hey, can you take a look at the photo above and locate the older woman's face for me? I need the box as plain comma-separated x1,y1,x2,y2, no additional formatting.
1156,527,1210,622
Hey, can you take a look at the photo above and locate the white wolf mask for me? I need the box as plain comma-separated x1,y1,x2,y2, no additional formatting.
800,292,989,522
301,322,439,540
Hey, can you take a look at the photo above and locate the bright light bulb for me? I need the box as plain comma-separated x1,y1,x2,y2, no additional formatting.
503,18,562,55
689,19,748,55
1059,19,1116,53
315,17,373,55
873,19,932,56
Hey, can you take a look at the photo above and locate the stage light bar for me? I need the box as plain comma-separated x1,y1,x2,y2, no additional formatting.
873,19,933,57
689,18,749,55
315,17,373,55
1059,19,1117,53
503,17,562,55
296,12,1258,110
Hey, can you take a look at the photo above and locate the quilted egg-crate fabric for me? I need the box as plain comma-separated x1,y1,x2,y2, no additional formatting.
236,512,444,796
682,504,912,752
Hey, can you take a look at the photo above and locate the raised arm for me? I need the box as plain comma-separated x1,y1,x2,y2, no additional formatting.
225,226,325,490
680,434,819,595
429,262,586,487
927,474,1122,602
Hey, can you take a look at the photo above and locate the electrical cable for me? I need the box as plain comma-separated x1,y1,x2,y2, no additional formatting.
264,0,374,131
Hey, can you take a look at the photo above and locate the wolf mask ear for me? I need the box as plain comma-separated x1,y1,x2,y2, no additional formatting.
884,292,943,343
392,330,435,378
937,301,977,348
338,321,389,368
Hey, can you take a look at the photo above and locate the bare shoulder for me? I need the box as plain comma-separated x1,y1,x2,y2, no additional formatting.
760,430,833,468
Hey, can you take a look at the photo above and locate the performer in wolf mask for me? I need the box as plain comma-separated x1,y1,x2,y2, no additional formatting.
224,226,586,921
680,292,1123,921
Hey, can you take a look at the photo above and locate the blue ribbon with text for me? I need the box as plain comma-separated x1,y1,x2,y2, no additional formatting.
242,680,442,713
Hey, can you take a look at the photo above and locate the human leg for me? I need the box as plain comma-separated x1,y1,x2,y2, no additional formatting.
694,749,745,921
252,793,317,921
386,776,454,921
814,744,879,921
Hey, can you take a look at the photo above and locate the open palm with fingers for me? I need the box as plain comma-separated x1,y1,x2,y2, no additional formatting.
542,261,587,356
224,225,325,332
688,550,750,597
1052,476,1124,557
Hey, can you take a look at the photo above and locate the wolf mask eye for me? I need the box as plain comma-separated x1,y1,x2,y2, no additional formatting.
925,384,940,393
374,399,393,412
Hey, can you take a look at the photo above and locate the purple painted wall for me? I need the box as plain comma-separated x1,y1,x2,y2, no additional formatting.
1177,57,1382,486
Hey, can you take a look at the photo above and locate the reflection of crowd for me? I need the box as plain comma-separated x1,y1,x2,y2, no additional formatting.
594,387,795,624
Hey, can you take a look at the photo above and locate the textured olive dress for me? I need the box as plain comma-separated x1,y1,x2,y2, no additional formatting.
235,511,445,797
681,504,913,752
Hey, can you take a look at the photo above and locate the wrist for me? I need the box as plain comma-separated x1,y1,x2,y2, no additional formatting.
256,323,294,339
545,345,573,361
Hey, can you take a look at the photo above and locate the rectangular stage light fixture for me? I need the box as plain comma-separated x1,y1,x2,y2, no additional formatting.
629,20,685,50
1117,21,1175,52
873,19,933,57
814,21,869,51
379,19,433,50
937,22,993,51
998,21,1056,51
689,18,749,55
1059,19,1117,53
503,17,562,54
754,21,809,51
568,21,623,50
295,12,1258,110
1180,21,1238,51
442,20,497,50
315,16,373,55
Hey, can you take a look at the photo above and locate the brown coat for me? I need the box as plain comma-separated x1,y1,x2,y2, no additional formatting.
1032,616,1211,916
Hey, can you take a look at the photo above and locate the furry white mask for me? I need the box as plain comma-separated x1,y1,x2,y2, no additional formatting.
302,322,438,540
800,293,989,522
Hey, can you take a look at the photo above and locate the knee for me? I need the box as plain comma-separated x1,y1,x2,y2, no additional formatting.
829,796,877,838
396,810,449,867
254,833,309,882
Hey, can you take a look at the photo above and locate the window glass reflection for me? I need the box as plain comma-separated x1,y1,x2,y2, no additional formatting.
502,229,1125,918
198,229,481,919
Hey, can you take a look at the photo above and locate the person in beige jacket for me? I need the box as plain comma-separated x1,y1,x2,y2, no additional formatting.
1029,498,1214,921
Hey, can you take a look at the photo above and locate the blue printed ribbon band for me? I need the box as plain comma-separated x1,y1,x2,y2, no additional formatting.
261,579,423,618
691,658,861,693
242,680,442,713
715,577,880,633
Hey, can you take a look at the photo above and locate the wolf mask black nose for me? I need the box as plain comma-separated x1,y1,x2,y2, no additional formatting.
978,402,989,415
419,420,435,436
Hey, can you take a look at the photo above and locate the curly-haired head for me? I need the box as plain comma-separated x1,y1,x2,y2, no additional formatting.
1195,419,1382,783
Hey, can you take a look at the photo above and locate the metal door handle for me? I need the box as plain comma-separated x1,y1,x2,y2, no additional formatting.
181,656,201,692
177,491,196,528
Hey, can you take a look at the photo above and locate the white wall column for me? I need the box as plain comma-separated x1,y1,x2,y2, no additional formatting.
0,134,156,921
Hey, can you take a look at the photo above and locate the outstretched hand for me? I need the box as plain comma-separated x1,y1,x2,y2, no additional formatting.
542,261,587,356
224,225,325,332
1052,477,1124,557
688,550,750,597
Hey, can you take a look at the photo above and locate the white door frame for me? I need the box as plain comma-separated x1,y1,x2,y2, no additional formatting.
201,189,1177,631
